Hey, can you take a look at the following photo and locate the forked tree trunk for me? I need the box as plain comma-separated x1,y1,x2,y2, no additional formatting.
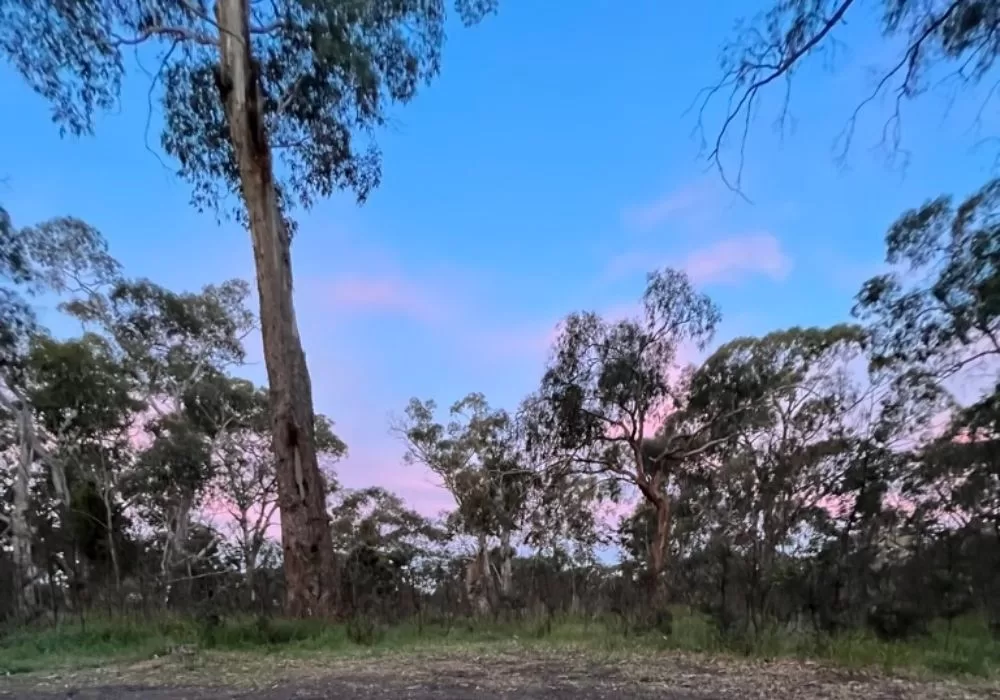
215,0,337,617
465,534,492,616
162,495,192,596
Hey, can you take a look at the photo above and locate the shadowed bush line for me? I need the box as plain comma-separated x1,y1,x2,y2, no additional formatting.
2,610,998,679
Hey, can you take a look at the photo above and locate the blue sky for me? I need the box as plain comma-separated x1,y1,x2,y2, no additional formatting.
2,1,998,516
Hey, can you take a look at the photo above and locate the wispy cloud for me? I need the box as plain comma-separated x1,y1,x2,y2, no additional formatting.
620,177,750,234
337,443,457,517
607,232,793,285
683,233,793,285
324,275,450,324
622,180,719,232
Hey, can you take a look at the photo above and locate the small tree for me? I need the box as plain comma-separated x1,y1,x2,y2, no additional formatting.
24,333,142,598
685,324,872,634
331,486,444,622
396,393,532,613
0,209,120,617
202,375,348,607
527,268,725,607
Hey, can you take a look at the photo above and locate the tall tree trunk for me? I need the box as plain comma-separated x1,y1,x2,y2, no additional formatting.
498,529,514,598
215,0,337,618
105,498,121,597
465,534,491,616
12,404,37,618
649,494,672,605
246,554,258,606
241,519,258,606
161,494,195,608
98,476,121,599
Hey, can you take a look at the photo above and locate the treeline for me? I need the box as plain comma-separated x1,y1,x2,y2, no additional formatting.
2,177,999,645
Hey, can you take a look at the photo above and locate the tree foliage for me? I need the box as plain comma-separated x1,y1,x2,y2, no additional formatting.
529,268,720,490
400,393,530,542
856,178,1000,380
0,209,119,377
0,0,501,618
0,0,497,216
2,177,1000,650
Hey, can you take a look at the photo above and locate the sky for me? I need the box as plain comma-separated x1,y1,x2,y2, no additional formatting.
2,1,998,520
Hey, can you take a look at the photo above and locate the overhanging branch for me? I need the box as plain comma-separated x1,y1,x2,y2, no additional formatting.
110,25,217,48
696,0,858,192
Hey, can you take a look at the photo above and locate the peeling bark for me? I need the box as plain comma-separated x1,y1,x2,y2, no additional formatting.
104,489,121,596
650,494,672,604
215,0,337,617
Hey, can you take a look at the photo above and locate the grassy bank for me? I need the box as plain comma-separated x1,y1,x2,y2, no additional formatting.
1,611,997,679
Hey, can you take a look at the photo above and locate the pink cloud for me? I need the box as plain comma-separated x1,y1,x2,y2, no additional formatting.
595,497,639,528
336,444,457,517
683,233,792,285
325,276,448,323
606,233,792,285
126,396,178,450
622,180,719,232
471,298,712,373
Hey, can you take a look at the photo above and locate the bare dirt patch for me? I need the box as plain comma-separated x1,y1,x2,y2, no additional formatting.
2,648,996,699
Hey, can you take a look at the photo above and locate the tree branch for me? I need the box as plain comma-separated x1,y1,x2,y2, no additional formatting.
110,26,216,48
698,0,858,192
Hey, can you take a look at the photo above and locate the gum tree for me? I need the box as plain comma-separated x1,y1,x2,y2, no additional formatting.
0,0,497,616
0,209,119,616
528,268,725,607
397,393,531,613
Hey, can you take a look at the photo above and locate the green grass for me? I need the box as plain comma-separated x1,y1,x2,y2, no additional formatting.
0,617,182,675
808,616,1000,678
1,610,997,680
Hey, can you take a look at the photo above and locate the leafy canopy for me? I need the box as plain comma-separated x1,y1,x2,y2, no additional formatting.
1,0,498,216
400,392,531,540
0,209,119,376
529,268,720,486
854,177,1000,410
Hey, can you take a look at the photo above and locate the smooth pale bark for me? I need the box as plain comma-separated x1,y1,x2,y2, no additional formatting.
102,489,121,595
498,529,513,598
650,494,672,603
12,404,38,617
214,0,337,617
466,534,492,616
245,549,258,605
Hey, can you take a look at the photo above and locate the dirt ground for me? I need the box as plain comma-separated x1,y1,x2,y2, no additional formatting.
1,648,997,700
